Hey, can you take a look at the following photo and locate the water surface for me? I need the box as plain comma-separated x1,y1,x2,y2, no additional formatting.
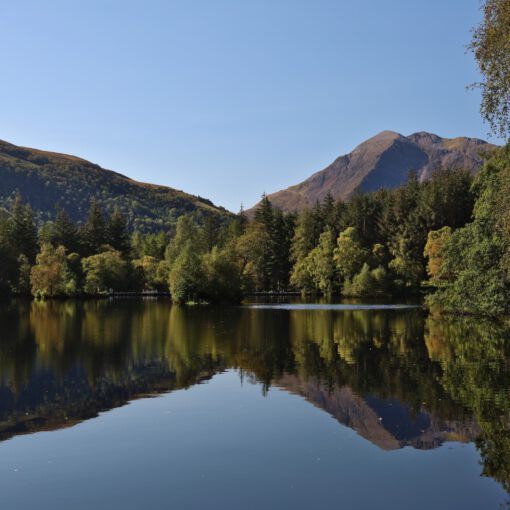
0,299,509,509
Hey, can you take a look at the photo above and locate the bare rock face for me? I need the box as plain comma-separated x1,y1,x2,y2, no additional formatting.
248,130,496,213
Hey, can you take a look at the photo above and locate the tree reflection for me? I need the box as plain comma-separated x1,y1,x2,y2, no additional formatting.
0,300,509,496
425,312,510,496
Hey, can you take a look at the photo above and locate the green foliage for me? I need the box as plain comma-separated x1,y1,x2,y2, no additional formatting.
108,208,130,255
17,254,32,296
333,227,367,283
469,0,510,138
30,244,75,298
131,231,168,259
340,193,381,247
0,139,231,233
165,215,204,264
285,167,476,297
0,212,18,294
309,229,337,294
388,235,424,288
53,208,79,253
0,154,492,305
248,195,296,291
291,207,324,263
81,199,107,255
421,168,474,230
427,147,510,316
202,247,242,303
289,256,315,293
82,250,130,294
423,226,452,281
201,215,220,252
10,192,38,262
343,264,389,297
168,244,206,303
133,256,169,291
66,252,83,290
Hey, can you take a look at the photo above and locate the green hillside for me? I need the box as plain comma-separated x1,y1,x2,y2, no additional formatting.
0,139,231,232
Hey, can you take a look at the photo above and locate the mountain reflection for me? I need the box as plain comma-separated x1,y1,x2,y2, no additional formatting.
0,300,509,493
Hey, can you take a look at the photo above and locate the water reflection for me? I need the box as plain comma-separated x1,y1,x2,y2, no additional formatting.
0,299,509,495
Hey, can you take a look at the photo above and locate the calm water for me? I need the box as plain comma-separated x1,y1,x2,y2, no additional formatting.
0,299,509,509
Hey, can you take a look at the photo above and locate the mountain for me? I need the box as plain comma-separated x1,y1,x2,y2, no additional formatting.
249,130,497,213
274,374,479,451
0,139,231,232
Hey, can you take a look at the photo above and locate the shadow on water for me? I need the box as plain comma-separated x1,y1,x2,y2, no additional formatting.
0,298,510,498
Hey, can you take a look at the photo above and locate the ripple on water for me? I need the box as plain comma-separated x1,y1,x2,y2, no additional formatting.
245,303,422,311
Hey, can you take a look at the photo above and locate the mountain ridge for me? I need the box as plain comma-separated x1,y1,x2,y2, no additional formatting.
0,139,231,232
248,130,497,213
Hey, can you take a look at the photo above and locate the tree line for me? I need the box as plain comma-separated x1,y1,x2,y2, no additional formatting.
0,162,483,304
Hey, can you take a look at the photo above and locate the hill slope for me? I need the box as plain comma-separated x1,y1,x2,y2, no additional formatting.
249,131,496,213
0,139,231,231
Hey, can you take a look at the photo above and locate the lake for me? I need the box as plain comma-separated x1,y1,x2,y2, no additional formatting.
0,298,509,509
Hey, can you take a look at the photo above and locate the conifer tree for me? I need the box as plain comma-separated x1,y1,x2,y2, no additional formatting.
53,207,79,253
253,194,277,290
254,193,274,228
10,193,38,262
82,199,107,255
108,208,130,256
321,192,337,232
0,210,17,293
201,215,219,252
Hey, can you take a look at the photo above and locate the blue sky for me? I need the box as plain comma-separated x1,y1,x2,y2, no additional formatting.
0,0,500,212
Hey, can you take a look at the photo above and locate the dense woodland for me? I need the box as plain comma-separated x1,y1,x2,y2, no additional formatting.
0,144,508,317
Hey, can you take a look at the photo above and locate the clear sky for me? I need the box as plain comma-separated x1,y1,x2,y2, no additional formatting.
0,0,502,212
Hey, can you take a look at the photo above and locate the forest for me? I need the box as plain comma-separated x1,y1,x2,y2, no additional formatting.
0,142,508,316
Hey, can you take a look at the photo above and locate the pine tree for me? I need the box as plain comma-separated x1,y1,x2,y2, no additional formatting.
238,204,248,232
0,210,17,293
10,193,38,262
201,215,219,252
291,209,322,263
82,199,107,255
53,207,79,253
108,208,130,256
271,209,294,291
254,193,274,228
321,192,337,232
